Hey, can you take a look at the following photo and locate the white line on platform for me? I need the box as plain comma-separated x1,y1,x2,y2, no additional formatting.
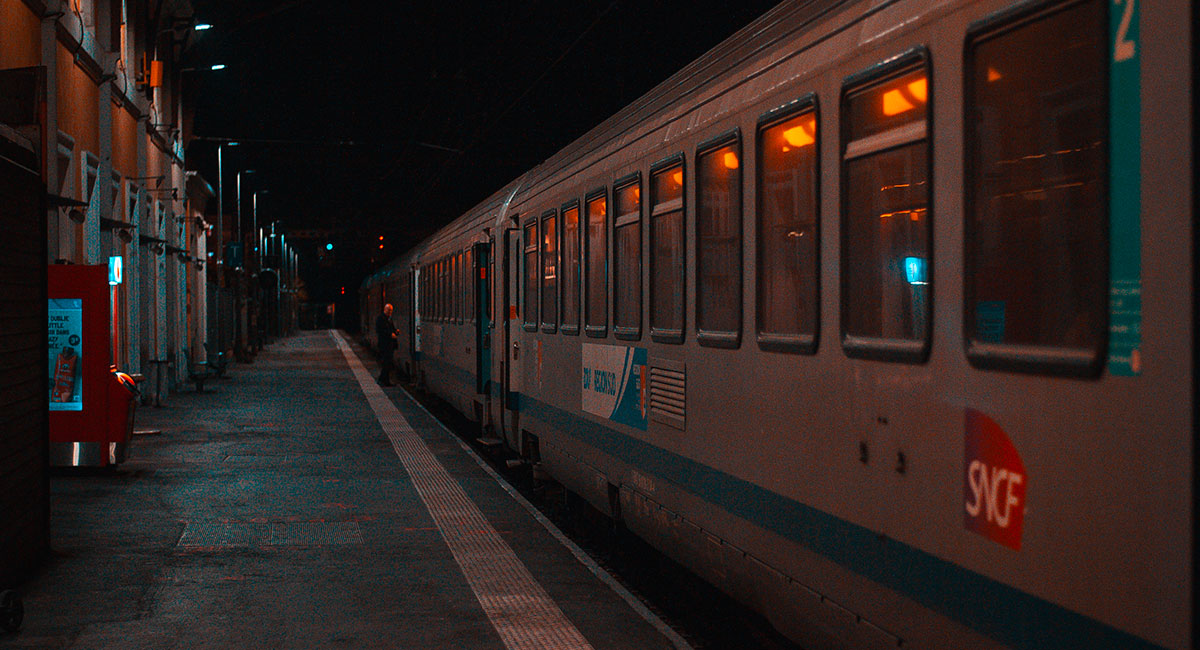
405,390,697,650
333,331,592,650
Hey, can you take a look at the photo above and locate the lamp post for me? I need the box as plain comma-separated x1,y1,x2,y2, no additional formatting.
215,141,223,362
252,190,268,265
236,169,255,262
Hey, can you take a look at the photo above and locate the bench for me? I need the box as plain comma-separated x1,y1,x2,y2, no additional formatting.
188,364,214,393
204,343,228,378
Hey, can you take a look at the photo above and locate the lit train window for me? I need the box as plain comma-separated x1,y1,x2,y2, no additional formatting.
561,201,581,334
465,247,474,324
585,189,608,337
965,0,1106,374
841,50,930,362
757,98,819,353
523,221,538,331
541,209,559,332
650,156,685,343
613,175,642,340
442,256,450,322
459,250,466,324
697,131,742,347
453,252,461,324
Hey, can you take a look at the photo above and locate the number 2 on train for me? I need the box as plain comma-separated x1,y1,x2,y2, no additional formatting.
1113,0,1135,62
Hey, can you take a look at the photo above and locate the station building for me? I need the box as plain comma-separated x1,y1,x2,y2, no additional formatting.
0,0,213,585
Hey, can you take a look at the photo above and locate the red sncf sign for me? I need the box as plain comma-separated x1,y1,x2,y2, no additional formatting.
963,408,1027,551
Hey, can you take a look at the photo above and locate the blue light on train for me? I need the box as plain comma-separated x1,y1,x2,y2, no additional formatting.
904,256,927,285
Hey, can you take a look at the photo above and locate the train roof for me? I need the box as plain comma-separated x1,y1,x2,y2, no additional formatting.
371,0,848,285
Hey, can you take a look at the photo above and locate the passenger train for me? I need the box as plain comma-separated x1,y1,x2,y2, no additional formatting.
361,0,1195,647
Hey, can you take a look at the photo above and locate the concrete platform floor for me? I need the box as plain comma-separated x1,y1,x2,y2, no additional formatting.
7,331,682,649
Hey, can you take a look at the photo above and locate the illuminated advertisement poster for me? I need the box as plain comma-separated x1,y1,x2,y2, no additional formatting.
48,298,83,411
581,343,647,431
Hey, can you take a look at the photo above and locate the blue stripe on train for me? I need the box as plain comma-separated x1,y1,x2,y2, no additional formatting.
412,353,1163,649
517,393,1164,650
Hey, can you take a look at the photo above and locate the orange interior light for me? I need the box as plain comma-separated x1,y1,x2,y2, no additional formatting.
671,170,683,186
782,119,815,147
907,77,927,102
723,151,739,169
987,67,1002,82
882,90,914,116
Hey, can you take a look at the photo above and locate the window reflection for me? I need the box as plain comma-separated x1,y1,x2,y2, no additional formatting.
759,111,818,343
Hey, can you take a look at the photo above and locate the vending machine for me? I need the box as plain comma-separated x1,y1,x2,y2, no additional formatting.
47,264,138,466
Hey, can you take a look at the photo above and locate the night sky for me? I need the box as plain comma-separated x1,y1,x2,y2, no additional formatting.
184,0,782,302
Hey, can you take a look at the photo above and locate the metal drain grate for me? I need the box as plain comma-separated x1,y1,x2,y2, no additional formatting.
178,522,267,547
178,522,363,547
270,522,363,545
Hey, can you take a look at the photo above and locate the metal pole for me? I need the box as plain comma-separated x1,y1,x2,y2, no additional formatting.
216,143,223,361
252,192,258,260
235,171,241,254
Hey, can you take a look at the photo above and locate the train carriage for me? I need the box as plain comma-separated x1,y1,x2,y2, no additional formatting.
363,0,1195,647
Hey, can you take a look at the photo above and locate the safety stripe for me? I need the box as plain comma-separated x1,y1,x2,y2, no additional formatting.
333,331,593,650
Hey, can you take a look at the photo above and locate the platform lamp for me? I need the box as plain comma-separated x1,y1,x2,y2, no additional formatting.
236,169,256,266
252,190,269,269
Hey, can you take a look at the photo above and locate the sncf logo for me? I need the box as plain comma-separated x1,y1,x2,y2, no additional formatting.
963,409,1027,551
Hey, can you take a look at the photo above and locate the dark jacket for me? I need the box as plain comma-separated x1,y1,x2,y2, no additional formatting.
376,313,398,352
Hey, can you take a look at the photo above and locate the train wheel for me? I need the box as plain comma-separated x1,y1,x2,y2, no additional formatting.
0,590,23,632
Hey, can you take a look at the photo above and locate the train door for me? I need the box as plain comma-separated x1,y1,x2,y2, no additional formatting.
472,242,490,398
501,227,522,449
410,265,420,376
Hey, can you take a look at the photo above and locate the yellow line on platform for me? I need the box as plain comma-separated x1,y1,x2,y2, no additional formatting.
333,331,593,650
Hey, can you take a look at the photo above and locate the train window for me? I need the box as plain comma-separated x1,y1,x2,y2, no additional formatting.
442,257,449,322
584,189,608,337
561,201,581,334
448,254,456,326
840,49,931,363
523,221,538,331
435,258,443,321
649,156,685,343
964,0,1106,374
541,210,559,333
443,256,450,322
757,98,819,353
459,250,466,324
613,175,642,340
458,251,466,324
696,131,742,348
466,247,474,324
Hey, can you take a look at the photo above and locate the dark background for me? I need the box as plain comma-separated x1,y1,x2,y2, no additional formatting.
184,0,782,306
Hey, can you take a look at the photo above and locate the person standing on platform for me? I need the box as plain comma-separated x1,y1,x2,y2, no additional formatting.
376,303,398,386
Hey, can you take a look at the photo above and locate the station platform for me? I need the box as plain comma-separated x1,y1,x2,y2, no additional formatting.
10,331,686,649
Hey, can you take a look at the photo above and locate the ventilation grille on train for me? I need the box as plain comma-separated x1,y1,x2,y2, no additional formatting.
648,359,685,430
